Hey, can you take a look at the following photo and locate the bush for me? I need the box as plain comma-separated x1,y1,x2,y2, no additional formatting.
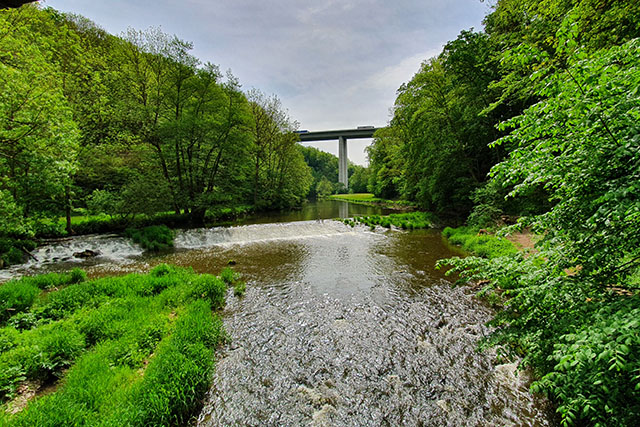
0,280,40,322
126,225,174,252
531,297,640,426
192,275,226,309
7,311,39,330
233,281,246,297
219,267,237,285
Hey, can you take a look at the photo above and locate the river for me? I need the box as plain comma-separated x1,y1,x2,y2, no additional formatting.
2,200,552,425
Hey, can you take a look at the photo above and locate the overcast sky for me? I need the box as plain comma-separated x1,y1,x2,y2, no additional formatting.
43,0,489,165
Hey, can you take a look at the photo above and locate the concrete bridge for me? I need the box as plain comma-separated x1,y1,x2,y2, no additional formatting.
297,127,381,189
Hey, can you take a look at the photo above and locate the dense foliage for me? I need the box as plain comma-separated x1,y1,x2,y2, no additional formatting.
299,145,369,197
125,225,174,252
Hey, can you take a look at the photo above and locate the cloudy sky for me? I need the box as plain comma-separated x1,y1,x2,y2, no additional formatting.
44,0,489,164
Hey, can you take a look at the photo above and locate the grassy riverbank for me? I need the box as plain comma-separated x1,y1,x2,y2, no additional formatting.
0,265,240,425
440,226,640,425
442,227,518,259
328,193,416,210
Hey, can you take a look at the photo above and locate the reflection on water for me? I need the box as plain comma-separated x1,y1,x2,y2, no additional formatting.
238,199,394,224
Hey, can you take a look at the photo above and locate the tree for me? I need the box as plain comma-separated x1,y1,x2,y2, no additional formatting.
247,90,312,209
299,145,339,198
0,6,79,226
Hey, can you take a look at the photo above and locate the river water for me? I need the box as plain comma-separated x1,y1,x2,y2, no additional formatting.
2,200,552,425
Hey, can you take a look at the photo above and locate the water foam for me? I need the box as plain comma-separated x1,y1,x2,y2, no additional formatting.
175,220,353,249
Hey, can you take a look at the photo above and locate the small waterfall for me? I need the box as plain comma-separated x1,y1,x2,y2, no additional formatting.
17,234,143,270
175,220,352,249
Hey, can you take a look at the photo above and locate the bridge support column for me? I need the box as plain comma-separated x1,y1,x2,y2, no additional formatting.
338,136,348,189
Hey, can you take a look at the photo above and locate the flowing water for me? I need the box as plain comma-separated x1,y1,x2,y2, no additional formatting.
1,201,552,425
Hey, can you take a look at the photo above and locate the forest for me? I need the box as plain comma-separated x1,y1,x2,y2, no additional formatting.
366,0,640,425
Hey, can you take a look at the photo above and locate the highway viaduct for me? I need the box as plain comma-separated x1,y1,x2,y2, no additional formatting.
296,127,382,189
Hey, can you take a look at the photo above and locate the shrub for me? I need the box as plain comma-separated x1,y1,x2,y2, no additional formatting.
0,327,20,356
126,225,174,252
531,297,640,426
2,247,24,265
233,281,246,297
0,280,40,322
192,275,226,309
219,266,237,285
150,263,178,277
7,311,39,330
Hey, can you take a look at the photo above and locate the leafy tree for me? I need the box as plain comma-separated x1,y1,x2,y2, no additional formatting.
247,90,311,209
0,6,79,225
366,126,403,199
315,176,334,198
299,145,339,198
347,164,369,194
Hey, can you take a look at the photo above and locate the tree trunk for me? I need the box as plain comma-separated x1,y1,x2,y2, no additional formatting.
190,207,207,226
65,185,73,235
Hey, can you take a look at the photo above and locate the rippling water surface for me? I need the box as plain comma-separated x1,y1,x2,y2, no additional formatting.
1,201,552,425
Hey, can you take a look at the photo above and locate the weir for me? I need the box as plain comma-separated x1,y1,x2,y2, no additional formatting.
297,127,381,189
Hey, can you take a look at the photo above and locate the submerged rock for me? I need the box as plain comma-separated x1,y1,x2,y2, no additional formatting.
73,249,100,258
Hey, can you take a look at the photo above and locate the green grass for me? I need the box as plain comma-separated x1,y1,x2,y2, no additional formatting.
329,193,377,201
442,226,518,258
339,212,436,230
328,193,416,209
0,264,233,424
0,270,87,323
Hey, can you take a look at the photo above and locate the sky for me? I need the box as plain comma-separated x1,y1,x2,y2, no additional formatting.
43,0,490,165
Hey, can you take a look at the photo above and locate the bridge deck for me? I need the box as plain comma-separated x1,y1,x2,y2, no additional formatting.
297,127,381,142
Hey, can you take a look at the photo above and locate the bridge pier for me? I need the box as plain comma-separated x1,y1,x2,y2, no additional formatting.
338,136,348,189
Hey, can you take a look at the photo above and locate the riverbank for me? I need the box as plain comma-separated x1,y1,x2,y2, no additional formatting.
327,193,416,210
45,205,256,238
440,225,640,426
0,265,239,425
